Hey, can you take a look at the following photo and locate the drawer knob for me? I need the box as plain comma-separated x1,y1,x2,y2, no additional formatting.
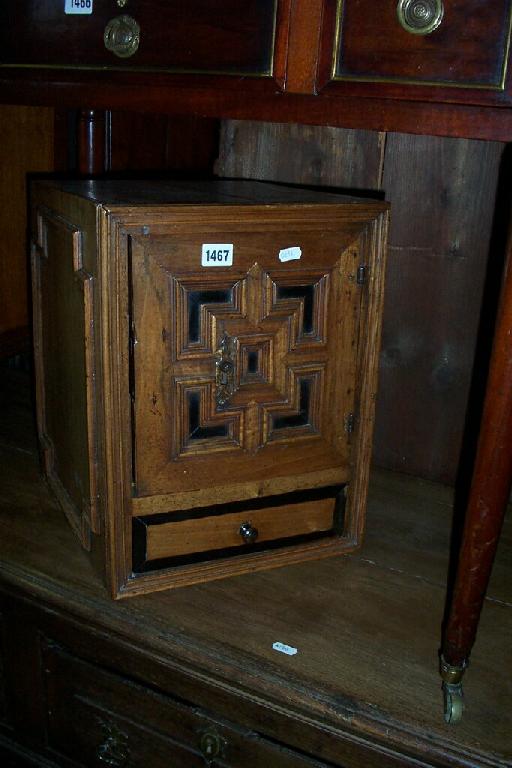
397,0,444,35
104,15,140,58
239,522,258,544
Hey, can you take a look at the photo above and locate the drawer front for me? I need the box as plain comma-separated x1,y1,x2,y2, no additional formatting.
133,485,344,571
44,645,331,768
1,0,277,76
331,0,512,90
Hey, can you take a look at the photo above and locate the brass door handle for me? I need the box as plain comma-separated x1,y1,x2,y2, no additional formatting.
104,15,140,58
397,0,444,35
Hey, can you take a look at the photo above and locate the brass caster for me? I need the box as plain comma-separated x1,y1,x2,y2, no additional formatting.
443,682,464,724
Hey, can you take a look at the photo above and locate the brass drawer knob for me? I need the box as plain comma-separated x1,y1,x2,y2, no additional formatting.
104,15,140,58
239,522,258,544
397,0,444,35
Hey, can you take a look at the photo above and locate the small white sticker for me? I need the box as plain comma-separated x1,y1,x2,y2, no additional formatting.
272,642,298,656
201,244,233,267
65,0,93,14
279,246,302,263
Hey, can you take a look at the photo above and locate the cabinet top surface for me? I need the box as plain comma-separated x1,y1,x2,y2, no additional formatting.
33,178,388,211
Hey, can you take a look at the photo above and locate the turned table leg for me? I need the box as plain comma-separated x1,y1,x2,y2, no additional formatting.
440,231,512,723
77,109,109,175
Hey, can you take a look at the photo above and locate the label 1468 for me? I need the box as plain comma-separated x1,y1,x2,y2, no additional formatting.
201,244,233,267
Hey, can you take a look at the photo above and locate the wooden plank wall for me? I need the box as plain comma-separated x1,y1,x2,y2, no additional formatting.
0,106,55,357
216,122,505,483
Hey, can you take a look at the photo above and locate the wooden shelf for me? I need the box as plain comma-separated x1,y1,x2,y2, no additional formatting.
0,369,510,767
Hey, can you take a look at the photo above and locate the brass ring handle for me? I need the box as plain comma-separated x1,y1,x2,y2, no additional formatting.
104,15,140,58
397,0,444,35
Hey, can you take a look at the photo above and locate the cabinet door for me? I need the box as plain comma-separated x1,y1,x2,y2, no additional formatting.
129,220,365,507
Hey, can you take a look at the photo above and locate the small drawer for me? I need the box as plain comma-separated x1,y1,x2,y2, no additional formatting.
0,0,277,76
332,0,512,91
44,644,330,768
133,485,345,573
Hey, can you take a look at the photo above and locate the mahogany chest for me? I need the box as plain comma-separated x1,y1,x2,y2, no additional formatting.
30,179,388,597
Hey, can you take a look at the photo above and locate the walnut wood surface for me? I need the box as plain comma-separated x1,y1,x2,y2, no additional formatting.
30,179,388,596
0,372,510,767
2,0,512,122
3,72,512,141
325,0,511,91
1,0,278,77
145,498,335,561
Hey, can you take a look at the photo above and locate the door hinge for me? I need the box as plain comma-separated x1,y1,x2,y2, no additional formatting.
356,265,367,285
344,412,356,434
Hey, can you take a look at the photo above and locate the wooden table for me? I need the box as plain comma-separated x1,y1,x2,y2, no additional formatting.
0,369,510,767
1,0,511,725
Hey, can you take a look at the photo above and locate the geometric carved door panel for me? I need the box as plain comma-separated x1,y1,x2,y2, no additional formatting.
131,228,364,505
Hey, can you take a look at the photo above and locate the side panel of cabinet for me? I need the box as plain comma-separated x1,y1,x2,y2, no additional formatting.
31,199,100,549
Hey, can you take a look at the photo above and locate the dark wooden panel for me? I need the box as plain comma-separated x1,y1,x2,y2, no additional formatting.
216,120,385,188
45,646,329,767
332,0,512,89
108,113,219,174
0,0,277,76
3,72,512,142
0,106,54,356
376,133,504,482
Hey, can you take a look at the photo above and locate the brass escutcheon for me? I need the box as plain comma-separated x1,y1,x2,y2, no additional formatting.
215,331,237,408
199,728,227,764
397,0,444,35
104,15,140,58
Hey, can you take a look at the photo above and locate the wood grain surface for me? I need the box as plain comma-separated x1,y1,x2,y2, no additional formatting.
145,497,335,561
0,371,510,766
